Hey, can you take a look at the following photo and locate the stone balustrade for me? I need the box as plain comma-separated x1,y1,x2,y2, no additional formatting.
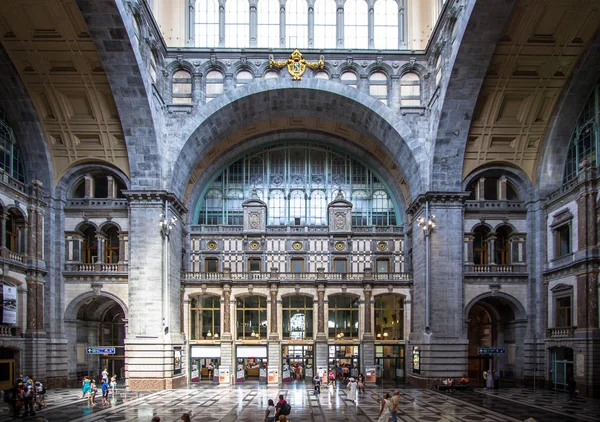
183,271,412,283
546,326,576,338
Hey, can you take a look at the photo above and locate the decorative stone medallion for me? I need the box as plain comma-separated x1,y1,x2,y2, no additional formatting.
335,241,345,251
207,241,217,250
292,241,303,250
250,241,260,250
377,241,388,251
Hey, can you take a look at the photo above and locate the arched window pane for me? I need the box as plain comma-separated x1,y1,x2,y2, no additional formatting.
369,71,388,105
374,0,398,49
314,71,329,79
190,295,221,340
286,0,308,48
264,70,279,79
172,70,192,105
205,70,224,102
0,111,26,182
400,72,421,107
314,0,336,49
225,0,250,48
310,191,326,225
195,0,219,47
341,71,358,89
236,70,254,86
344,0,368,49
258,0,280,48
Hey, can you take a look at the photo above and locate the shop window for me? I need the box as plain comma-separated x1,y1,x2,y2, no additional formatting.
236,295,267,339
172,70,193,105
283,295,313,340
375,295,404,340
190,295,221,340
328,294,359,339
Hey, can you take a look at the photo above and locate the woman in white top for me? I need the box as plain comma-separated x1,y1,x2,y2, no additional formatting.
265,398,276,422
377,392,391,422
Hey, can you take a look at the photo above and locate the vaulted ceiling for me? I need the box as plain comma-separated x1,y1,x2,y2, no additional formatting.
464,0,600,183
0,0,129,185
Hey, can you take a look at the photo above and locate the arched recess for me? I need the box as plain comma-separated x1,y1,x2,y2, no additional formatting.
170,79,424,209
75,0,163,189
464,293,526,385
64,292,128,383
537,28,600,194
429,0,516,191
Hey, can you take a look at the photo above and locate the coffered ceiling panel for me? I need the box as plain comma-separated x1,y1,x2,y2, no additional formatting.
464,0,600,183
0,0,130,184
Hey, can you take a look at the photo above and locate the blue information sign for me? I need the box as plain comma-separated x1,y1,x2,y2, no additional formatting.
86,347,116,355
478,348,506,354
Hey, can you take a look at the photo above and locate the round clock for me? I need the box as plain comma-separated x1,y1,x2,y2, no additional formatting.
377,241,387,251
207,241,217,250
292,241,303,250
335,241,345,251
250,241,260,250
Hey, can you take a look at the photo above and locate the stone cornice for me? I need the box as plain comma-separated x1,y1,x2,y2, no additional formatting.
123,190,187,217
406,191,470,216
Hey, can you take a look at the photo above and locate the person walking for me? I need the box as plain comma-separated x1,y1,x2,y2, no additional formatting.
265,398,277,422
89,379,97,406
81,376,91,399
101,368,109,384
389,390,400,422
101,379,110,405
347,377,357,402
377,392,391,422
357,374,365,394
110,375,117,396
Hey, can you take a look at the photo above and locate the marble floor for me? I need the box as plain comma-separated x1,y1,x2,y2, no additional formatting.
1,383,599,422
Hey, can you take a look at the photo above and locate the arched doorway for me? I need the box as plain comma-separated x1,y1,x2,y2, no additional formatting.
466,295,525,387
65,295,127,385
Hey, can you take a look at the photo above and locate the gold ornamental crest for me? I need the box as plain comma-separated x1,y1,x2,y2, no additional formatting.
269,49,324,80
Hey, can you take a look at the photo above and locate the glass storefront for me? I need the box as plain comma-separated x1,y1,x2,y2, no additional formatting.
190,345,221,383
236,345,268,383
328,344,359,379
282,344,314,382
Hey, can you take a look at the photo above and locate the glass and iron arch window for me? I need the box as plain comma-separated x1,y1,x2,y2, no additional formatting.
205,70,224,102
374,295,404,340
374,0,399,50
190,295,221,340
328,295,359,339
286,0,308,48
369,71,388,105
0,111,26,183
81,225,98,264
283,295,314,340
195,143,400,226
225,0,250,48
314,0,336,49
563,80,600,182
195,0,219,47
257,0,280,48
344,0,368,49
400,73,421,107
172,70,193,105
236,295,267,339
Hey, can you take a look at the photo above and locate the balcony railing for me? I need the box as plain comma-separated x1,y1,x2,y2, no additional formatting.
64,263,128,273
546,326,576,338
0,325,21,337
464,263,527,273
0,248,26,263
183,271,412,283
464,200,525,210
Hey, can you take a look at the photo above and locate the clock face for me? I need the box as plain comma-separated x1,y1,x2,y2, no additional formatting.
292,241,303,250
335,241,345,251
250,241,260,250
207,241,217,250
377,242,387,251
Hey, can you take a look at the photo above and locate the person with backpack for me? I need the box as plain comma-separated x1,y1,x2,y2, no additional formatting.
275,394,291,419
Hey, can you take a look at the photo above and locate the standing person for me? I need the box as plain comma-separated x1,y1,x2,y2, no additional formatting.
313,374,321,395
81,376,91,399
22,385,35,417
34,380,46,410
101,368,109,384
377,392,391,422
347,377,357,402
275,394,290,419
389,390,400,422
328,369,335,387
486,370,494,390
567,376,577,401
342,364,349,380
208,361,214,380
493,370,500,389
88,379,97,406
357,374,365,394
101,379,110,405
110,375,117,396
265,398,277,422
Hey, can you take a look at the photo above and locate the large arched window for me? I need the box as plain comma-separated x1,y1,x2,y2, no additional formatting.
236,295,267,339
257,0,280,48
400,73,421,107
328,295,359,339
82,225,98,264
369,71,388,104
341,71,358,89
286,0,308,48
195,0,219,47
374,295,404,340
205,70,224,102
344,0,368,49
172,70,192,105
190,295,221,340
314,0,336,49
0,111,26,183
283,295,313,339
473,226,490,265
104,226,120,264
374,0,398,49
494,225,512,265
563,80,600,182
225,0,249,48
195,143,400,226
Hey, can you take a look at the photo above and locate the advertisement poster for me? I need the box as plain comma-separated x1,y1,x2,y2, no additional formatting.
412,346,420,374
282,364,291,382
365,366,377,383
268,367,279,383
2,285,17,324
191,363,199,382
173,348,182,375
317,366,328,384
219,366,230,385
236,363,245,382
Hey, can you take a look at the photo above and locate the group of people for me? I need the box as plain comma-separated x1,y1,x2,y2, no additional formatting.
482,369,500,389
377,390,401,422
3,373,46,419
264,394,292,422
80,368,118,406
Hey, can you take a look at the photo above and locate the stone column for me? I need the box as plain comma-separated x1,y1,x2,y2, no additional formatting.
249,0,258,47
367,0,374,49
84,174,93,198
336,0,344,48
96,233,106,265
464,234,474,264
364,285,372,335
218,0,226,47
476,178,485,200
193,73,203,104
307,0,315,48
315,282,328,370
398,0,407,49
186,0,195,46
269,284,278,338
498,176,507,200
487,235,496,266
279,0,286,48
106,175,115,199
390,74,401,109
0,212,6,250
222,284,232,337
118,233,127,264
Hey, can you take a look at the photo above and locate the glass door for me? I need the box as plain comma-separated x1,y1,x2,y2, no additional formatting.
282,344,314,382
552,347,574,390
375,345,405,385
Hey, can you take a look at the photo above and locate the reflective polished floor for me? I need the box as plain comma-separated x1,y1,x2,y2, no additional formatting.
1,382,599,422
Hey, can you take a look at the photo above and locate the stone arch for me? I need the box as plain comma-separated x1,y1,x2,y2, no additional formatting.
280,292,316,300
430,0,516,191
56,163,131,202
74,221,99,233
397,63,427,79
76,0,163,190
98,221,123,234
171,79,424,210
537,29,600,194
464,292,526,321
64,291,128,322
468,221,494,234
463,164,535,202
